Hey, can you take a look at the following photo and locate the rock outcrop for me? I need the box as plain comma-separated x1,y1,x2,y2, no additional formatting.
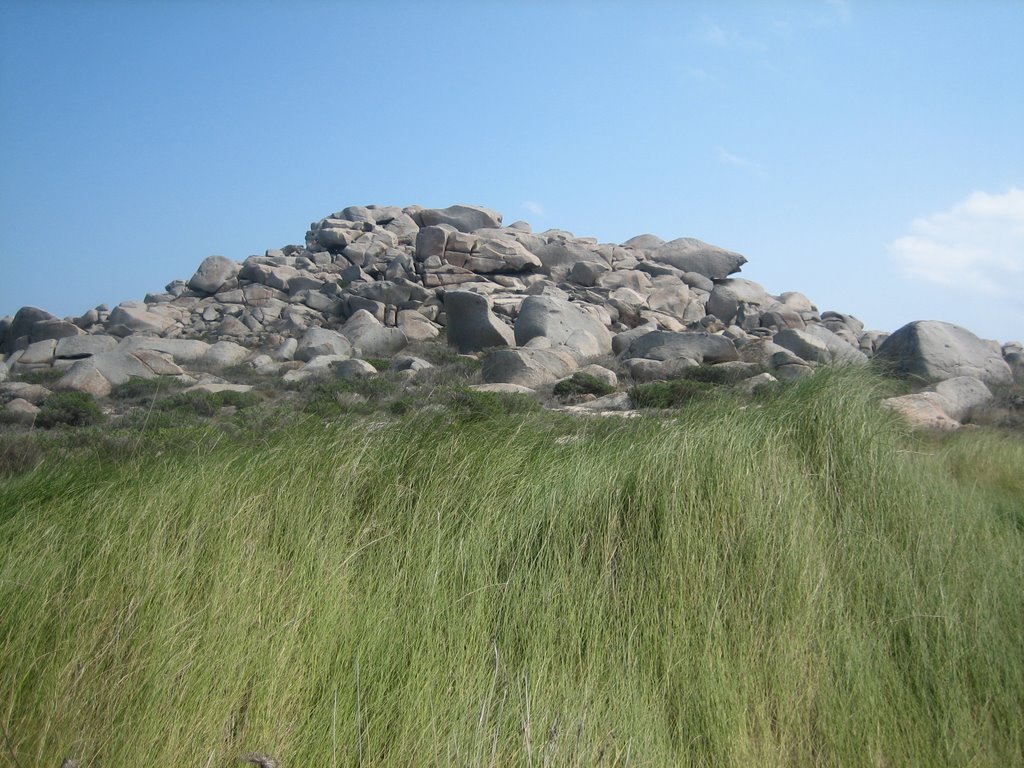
2,202,1019,430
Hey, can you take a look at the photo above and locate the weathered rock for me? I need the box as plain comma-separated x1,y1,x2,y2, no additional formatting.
874,321,1012,385
883,393,962,430
419,205,502,233
735,372,778,395
54,335,118,360
623,234,665,250
481,347,578,387
645,276,693,319
341,310,408,357
706,279,771,326
624,357,700,382
569,260,611,286
0,382,52,404
107,303,178,335
470,383,537,395
204,341,250,368
117,337,211,363
649,238,746,279
4,398,40,424
54,364,112,397
532,241,606,280
444,291,515,354
9,306,58,348
132,349,185,376
188,255,240,295
18,339,57,366
577,364,618,388
397,310,439,341
295,328,353,362
30,319,84,343
514,295,612,359
933,376,992,422
185,382,253,395
334,359,377,379
803,324,868,365
624,330,739,364
464,238,541,273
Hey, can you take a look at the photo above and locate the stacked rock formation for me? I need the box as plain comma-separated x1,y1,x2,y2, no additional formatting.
1,203,1020,426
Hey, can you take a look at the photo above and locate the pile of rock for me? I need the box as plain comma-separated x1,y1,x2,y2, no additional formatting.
1,203,1020,427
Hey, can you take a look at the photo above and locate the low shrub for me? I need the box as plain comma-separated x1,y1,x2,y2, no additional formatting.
443,387,541,421
156,390,261,418
552,372,615,398
679,364,752,385
15,367,65,385
109,377,185,401
35,392,106,428
629,378,713,409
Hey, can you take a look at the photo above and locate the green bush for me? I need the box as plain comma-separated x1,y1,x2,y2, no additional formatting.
156,389,261,418
443,387,541,421
679,363,751,385
629,378,713,409
109,377,185,401
15,367,65,385
552,372,616,398
35,392,106,428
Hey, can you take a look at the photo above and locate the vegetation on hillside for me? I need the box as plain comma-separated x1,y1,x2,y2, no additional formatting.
0,369,1022,766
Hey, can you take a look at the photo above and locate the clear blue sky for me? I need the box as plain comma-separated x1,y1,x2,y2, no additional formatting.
2,1,1022,342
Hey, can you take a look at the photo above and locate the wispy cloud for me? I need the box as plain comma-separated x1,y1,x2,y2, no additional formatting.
715,146,748,167
889,188,1024,296
522,201,545,216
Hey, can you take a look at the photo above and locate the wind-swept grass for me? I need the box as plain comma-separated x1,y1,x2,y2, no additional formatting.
1,369,1021,766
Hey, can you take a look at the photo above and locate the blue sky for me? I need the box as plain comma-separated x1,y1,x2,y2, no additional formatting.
1,0,1022,342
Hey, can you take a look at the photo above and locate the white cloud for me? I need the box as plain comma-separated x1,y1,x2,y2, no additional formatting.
889,188,1024,296
522,201,545,216
715,146,748,167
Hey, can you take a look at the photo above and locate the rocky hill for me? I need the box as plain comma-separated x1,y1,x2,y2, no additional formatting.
2,203,1021,428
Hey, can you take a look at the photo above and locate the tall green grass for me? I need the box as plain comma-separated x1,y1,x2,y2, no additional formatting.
1,370,1021,766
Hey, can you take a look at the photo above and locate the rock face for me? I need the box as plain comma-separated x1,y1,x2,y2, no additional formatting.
188,255,240,295
874,321,1012,385
444,291,515,354
1,201,1018,430
649,238,747,279
514,296,612,359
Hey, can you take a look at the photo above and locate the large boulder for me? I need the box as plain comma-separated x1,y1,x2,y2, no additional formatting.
874,321,1012,385
514,295,612,359
30,319,84,344
295,328,353,362
649,238,746,279
883,393,962,431
481,347,578,388
55,363,113,397
419,205,502,233
106,303,178,335
624,331,739,364
116,336,211,363
933,376,993,422
188,255,240,295
706,279,772,326
532,241,606,280
8,306,57,348
444,291,515,354
54,335,119,360
204,340,251,368
341,310,408,357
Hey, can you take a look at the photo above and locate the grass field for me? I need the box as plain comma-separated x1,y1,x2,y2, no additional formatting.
1,370,1022,766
